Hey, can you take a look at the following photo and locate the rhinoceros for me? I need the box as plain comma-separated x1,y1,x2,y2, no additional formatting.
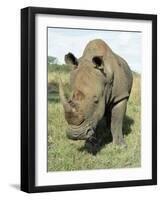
59,39,133,151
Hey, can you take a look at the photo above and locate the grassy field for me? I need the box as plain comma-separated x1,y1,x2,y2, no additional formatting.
47,64,141,171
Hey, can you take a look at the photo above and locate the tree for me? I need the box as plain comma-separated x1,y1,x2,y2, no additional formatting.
48,56,58,65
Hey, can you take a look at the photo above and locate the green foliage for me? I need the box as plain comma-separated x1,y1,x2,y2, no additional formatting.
48,65,141,171
48,56,58,65
48,63,72,73
48,56,72,73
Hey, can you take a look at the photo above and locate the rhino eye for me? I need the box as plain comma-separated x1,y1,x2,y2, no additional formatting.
93,96,99,104
73,65,78,70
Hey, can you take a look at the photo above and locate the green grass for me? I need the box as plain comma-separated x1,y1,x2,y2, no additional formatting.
47,64,141,171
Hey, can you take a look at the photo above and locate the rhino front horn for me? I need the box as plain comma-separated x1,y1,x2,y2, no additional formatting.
58,78,72,112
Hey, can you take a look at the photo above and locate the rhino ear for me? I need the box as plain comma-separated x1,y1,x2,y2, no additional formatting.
92,56,104,69
65,53,78,66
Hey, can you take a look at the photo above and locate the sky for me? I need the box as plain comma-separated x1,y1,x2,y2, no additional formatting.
48,27,142,73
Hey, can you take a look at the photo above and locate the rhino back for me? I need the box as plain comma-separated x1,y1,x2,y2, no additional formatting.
82,39,113,59
81,39,133,103
109,53,133,103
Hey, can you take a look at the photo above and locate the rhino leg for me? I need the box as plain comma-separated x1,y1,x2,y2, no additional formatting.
85,136,100,155
110,99,127,147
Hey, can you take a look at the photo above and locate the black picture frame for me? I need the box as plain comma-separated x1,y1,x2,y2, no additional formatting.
21,6,157,193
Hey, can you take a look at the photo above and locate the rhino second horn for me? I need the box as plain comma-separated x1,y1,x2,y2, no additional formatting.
58,78,72,112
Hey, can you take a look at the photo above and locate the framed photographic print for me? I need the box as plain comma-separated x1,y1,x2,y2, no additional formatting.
21,7,157,193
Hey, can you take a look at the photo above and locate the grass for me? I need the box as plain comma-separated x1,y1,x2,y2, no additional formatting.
47,64,141,171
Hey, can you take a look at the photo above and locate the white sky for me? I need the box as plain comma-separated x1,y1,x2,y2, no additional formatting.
48,27,142,73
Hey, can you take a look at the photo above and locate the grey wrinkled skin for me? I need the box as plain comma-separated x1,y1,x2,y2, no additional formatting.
59,39,133,150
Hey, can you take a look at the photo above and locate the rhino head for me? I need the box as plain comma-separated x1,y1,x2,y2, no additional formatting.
59,52,113,140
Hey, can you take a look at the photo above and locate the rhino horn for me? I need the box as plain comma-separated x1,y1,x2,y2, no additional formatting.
58,78,72,112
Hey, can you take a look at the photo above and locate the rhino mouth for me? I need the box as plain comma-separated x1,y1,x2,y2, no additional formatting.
66,121,95,140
